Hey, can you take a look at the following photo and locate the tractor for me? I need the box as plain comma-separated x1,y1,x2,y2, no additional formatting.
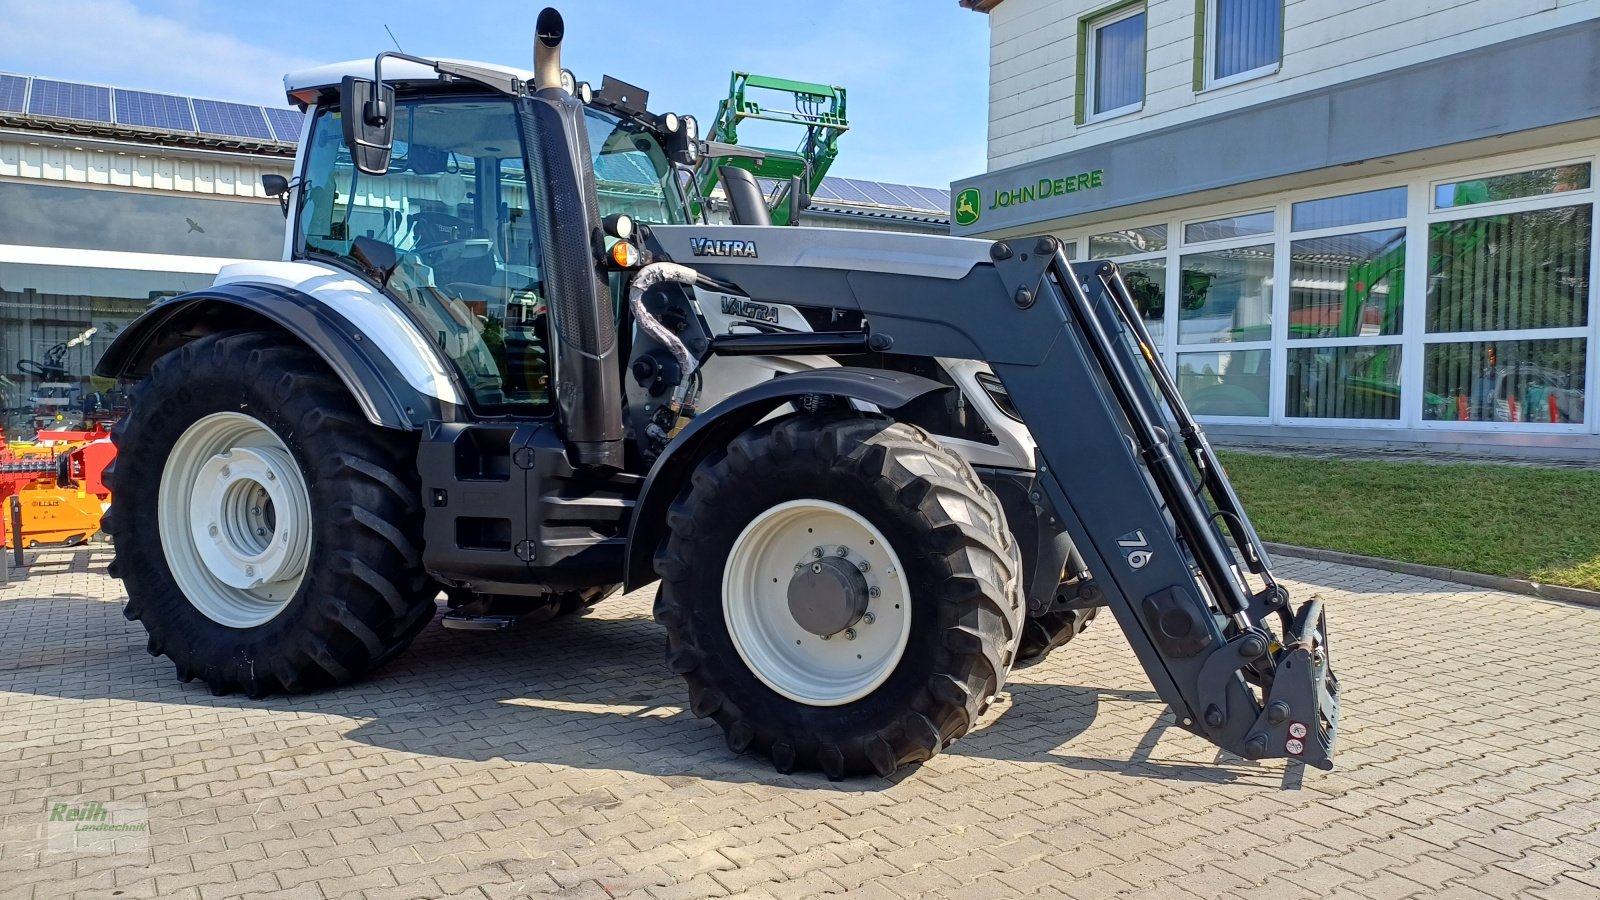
95,9,1338,778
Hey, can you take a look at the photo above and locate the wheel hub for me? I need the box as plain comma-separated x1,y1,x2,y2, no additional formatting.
159,411,313,628
787,556,870,637
722,500,912,706
188,445,310,590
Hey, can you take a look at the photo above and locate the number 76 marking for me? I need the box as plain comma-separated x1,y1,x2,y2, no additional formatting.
1117,530,1153,570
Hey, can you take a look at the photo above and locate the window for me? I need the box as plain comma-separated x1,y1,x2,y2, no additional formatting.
1184,210,1273,244
1289,229,1406,340
1287,345,1403,420
1089,223,1166,258
1422,339,1585,424
1178,245,1274,344
1,262,217,439
1083,4,1145,121
1425,205,1591,334
1291,187,1407,232
1434,163,1591,210
1177,349,1271,417
1204,0,1282,88
297,98,551,415
0,180,283,259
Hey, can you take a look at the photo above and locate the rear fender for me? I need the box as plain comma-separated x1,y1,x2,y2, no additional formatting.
622,367,949,591
95,281,447,429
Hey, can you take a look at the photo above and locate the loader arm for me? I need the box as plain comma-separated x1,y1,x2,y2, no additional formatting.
984,238,1338,770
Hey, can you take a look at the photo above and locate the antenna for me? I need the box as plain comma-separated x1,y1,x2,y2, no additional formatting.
383,24,404,53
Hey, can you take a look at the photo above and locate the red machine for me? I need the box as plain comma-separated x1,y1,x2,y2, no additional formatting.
1,425,116,550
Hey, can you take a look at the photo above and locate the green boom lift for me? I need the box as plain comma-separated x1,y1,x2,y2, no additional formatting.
695,71,848,226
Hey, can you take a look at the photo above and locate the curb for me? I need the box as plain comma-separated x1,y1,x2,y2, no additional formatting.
1263,542,1600,610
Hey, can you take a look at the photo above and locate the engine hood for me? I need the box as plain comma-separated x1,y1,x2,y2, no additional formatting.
644,225,991,281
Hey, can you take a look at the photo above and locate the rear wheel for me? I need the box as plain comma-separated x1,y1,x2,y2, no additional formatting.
105,331,436,697
654,413,1024,779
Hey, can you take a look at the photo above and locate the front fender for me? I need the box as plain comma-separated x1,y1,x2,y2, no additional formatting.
95,281,442,429
622,367,949,591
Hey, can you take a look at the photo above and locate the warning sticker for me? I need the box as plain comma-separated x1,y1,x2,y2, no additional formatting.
1288,722,1308,739
1285,738,1304,756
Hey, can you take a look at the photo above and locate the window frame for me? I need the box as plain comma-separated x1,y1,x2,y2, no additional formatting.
1080,2,1147,124
1200,0,1283,92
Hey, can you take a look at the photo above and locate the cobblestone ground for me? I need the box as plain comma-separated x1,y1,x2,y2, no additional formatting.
2,548,1598,900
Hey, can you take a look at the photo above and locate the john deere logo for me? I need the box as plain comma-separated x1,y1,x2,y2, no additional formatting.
954,189,981,227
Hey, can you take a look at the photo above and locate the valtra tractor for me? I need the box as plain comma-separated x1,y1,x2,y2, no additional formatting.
95,9,1338,778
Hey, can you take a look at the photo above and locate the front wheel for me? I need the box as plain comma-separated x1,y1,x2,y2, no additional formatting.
105,331,437,697
654,413,1024,779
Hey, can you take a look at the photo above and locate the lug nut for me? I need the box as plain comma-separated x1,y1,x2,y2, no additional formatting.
868,586,881,598
811,547,824,559
858,560,870,573
844,629,857,640
862,613,876,625
836,546,850,557
820,633,831,641
794,563,803,574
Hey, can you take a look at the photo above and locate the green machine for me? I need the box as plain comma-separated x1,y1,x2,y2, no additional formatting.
694,72,848,226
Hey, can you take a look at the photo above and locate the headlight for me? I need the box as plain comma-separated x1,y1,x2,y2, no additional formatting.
975,372,1021,421
576,81,593,104
559,69,577,95
602,213,635,241
684,115,698,141
663,112,680,134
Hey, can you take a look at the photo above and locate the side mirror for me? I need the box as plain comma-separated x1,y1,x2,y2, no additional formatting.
339,76,396,175
262,173,291,217
787,174,811,226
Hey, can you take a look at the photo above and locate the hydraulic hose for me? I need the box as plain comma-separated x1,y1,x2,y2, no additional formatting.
628,262,701,388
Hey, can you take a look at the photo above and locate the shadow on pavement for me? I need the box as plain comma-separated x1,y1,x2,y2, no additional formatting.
1,590,1286,789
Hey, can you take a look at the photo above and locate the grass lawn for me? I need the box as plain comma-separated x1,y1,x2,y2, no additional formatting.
1216,452,1600,592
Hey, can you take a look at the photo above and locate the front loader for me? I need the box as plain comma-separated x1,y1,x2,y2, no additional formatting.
94,9,1337,778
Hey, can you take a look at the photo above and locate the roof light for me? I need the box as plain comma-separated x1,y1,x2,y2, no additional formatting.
559,69,577,95
576,81,593,104
602,213,635,241
663,112,680,134
684,115,698,141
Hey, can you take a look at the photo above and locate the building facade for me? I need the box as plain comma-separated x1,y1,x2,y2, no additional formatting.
956,0,1600,451
0,72,948,440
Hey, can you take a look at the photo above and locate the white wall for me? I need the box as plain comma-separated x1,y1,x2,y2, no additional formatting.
986,0,1600,172
0,135,290,198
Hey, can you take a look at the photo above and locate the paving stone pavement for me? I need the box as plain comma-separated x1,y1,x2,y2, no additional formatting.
2,547,1599,900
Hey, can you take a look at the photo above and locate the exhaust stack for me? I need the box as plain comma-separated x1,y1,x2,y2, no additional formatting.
534,8,565,92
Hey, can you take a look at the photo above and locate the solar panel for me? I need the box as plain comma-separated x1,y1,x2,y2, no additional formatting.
818,178,872,204
192,99,273,140
878,182,937,210
810,180,843,202
841,178,904,207
264,107,305,142
114,89,194,131
28,79,111,122
907,186,952,212
0,75,26,113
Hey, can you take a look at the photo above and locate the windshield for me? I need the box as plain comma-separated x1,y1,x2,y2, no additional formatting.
584,107,686,224
297,97,549,414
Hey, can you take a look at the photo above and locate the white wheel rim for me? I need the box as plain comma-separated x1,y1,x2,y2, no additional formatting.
722,499,912,706
158,412,312,628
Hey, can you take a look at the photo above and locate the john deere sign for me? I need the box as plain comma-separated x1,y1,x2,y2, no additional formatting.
953,169,1105,227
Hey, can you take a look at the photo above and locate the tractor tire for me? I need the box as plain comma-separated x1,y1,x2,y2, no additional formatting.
654,413,1024,779
1015,607,1098,664
104,330,436,697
